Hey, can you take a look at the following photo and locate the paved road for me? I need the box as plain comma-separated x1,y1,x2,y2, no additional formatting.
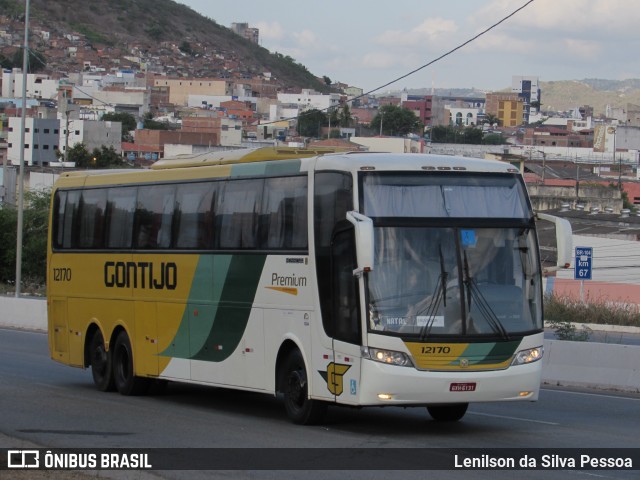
1,328,639,480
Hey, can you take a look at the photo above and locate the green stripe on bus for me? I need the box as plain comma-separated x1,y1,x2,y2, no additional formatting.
159,254,266,361
191,254,266,361
458,340,521,365
230,159,302,177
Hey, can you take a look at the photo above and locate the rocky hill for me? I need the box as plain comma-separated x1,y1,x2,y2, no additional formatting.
405,80,640,116
0,0,327,91
540,79,640,115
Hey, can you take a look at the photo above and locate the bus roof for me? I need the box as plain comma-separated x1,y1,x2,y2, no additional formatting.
151,146,347,169
52,150,520,190
315,152,521,175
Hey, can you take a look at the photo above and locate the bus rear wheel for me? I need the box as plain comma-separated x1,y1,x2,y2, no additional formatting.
112,330,150,396
282,350,327,425
89,329,114,392
427,403,468,422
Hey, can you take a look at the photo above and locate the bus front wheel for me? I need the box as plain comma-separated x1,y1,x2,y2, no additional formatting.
89,329,114,392
112,331,150,396
282,350,327,425
427,403,468,422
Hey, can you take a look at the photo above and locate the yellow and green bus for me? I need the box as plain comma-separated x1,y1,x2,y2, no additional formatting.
47,147,571,424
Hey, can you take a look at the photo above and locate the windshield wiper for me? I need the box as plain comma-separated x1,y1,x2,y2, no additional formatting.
463,251,510,340
419,246,448,341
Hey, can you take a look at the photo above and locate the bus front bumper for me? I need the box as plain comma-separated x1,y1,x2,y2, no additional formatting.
357,359,542,405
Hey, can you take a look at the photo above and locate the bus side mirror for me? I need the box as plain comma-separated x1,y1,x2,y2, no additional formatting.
536,212,572,271
346,211,374,277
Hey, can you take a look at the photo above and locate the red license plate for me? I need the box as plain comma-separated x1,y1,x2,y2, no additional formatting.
450,382,476,392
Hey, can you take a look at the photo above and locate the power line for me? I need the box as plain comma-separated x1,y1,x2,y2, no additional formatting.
261,0,537,127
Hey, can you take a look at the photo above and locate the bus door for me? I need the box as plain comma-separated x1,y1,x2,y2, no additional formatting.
328,224,362,405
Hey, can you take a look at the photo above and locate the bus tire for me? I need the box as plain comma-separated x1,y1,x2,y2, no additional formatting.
112,330,150,396
427,403,468,422
89,329,114,392
282,349,327,425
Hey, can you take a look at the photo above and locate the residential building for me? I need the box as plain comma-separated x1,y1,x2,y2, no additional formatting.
401,95,434,127
1,68,59,100
511,75,541,124
60,118,122,157
447,106,480,126
134,129,218,158
626,103,640,128
485,93,525,127
522,126,592,148
181,113,244,147
153,78,233,106
7,117,60,166
277,89,340,112
351,136,426,153
231,23,259,44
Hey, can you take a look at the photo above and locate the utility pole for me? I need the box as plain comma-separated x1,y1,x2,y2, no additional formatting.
15,0,30,297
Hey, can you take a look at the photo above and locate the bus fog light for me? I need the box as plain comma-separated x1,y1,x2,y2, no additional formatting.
362,347,413,367
378,393,394,400
511,346,543,366
519,391,533,397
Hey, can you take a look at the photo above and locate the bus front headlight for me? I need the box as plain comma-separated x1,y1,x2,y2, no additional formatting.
362,347,413,367
511,346,543,365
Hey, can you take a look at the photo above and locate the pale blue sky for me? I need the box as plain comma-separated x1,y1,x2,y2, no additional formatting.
176,0,640,93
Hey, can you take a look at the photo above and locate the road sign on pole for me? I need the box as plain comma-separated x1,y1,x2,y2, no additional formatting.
574,246,592,280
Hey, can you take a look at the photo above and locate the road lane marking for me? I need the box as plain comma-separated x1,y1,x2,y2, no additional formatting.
542,388,640,402
468,411,559,425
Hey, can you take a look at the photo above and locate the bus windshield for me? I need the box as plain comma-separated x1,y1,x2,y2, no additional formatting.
361,173,541,338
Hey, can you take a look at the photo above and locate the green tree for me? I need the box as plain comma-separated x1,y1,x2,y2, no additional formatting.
102,112,136,141
22,190,50,283
69,143,124,168
0,205,17,282
296,109,327,138
0,189,50,285
92,146,124,168
483,113,500,127
430,125,486,144
143,112,170,130
338,104,353,128
371,105,423,136
328,107,339,133
482,133,506,145
67,143,92,167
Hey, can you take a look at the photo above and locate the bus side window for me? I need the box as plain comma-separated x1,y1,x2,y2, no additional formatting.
105,187,137,249
134,184,176,249
54,190,81,249
174,182,216,249
78,189,107,249
218,179,262,249
261,176,308,250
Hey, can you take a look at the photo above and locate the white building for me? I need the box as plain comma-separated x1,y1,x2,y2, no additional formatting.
351,136,425,154
72,85,150,117
219,117,243,147
512,75,541,123
1,68,59,100
276,89,340,112
447,106,480,126
60,118,122,158
7,117,60,166
269,103,300,123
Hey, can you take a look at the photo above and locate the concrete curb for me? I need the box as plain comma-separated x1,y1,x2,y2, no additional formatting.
1,296,639,393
